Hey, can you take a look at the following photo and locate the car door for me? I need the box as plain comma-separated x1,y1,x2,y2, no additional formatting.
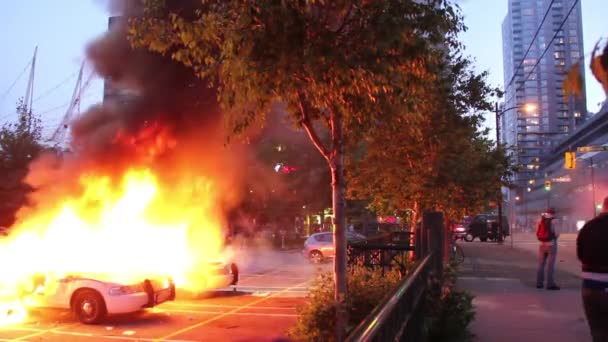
319,233,335,257
43,276,74,309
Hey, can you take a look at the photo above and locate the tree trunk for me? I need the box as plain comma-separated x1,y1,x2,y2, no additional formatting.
330,109,347,341
412,200,420,260
331,155,347,341
298,96,347,340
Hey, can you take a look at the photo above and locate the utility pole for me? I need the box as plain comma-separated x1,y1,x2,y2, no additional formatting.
495,102,504,243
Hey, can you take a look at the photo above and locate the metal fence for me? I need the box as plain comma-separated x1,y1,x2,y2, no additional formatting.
346,212,446,342
347,231,414,275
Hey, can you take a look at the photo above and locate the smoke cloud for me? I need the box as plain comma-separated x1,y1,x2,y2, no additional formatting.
18,0,256,225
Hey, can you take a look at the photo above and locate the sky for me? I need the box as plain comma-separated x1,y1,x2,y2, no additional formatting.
0,0,606,140
459,0,607,134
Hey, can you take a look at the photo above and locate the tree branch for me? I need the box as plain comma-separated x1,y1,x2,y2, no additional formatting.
297,93,331,162
334,3,354,34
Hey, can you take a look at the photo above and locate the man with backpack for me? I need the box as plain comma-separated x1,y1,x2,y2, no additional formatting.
536,208,560,290
577,196,608,342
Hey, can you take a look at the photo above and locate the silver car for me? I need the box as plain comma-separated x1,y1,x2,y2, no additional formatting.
303,231,366,263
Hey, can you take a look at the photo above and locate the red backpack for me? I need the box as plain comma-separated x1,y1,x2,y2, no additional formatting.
536,217,552,242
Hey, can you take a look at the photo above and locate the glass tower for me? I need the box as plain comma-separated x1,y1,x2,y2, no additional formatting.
501,0,586,183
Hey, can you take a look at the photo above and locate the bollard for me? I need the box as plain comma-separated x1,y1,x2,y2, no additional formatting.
422,212,445,274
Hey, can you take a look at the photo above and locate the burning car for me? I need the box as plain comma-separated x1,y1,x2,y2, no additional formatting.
176,260,239,293
13,273,175,324
0,169,240,326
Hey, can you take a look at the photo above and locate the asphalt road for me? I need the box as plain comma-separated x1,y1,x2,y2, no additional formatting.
0,249,329,342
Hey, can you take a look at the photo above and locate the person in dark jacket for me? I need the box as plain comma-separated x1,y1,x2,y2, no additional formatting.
577,196,608,342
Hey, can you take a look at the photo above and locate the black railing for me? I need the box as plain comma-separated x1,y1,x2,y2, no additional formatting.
345,212,446,341
345,253,435,342
347,240,414,275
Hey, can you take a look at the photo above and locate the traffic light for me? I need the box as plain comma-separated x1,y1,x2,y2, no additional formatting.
544,180,551,191
564,151,576,169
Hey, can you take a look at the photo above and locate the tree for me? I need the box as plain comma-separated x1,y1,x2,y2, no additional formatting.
0,99,43,170
347,52,511,226
0,99,43,227
129,1,465,337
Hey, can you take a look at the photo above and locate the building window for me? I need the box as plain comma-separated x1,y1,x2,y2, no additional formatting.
526,125,540,132
522,8,535,15
526,118,539,125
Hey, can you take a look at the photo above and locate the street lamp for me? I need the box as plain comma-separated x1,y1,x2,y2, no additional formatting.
494,102,537,243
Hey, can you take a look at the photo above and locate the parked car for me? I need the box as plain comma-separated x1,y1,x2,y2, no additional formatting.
16,273,175,324
464,214,509,242
303,231,367,263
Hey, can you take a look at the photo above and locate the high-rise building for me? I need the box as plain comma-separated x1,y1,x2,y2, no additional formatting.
501,0,587,183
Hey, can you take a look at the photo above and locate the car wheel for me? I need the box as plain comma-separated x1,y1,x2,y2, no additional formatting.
309,250,323,264
464,233,474,242
72,289,106,324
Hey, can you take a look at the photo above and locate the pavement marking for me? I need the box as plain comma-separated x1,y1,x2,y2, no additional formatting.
161,308,298,317
9,322,80,341
163,303,297,310
230,285,308,290
156,280,310,341
96,334,197,342
6,327,196,342
239,275,310,280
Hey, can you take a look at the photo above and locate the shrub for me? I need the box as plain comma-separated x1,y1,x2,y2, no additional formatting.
288,266,401,342
426,262,476,342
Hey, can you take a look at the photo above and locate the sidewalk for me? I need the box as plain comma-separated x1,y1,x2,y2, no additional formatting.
457,242,591,342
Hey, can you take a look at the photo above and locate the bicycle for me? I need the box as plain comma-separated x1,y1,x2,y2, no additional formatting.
450,240,465,265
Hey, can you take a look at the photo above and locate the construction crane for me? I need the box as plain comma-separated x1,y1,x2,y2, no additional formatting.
23,47,37,114
48,61,94,148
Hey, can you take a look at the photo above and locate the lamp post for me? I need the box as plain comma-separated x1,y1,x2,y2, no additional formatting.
494,102,537,243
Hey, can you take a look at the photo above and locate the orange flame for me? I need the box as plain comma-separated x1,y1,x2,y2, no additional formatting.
0,168,228,325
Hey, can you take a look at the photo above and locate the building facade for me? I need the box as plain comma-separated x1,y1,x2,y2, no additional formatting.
514,103,608,232
501,0,587,185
